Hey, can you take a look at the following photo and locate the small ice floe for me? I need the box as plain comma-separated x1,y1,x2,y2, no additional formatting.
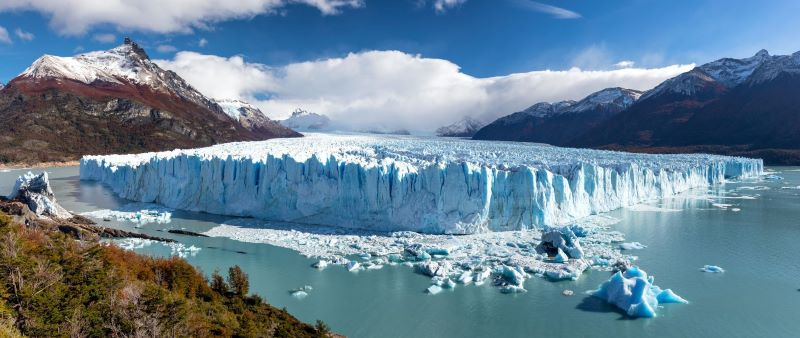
427,285,443,295
562,289,574,296
290,285,313,299
113,238,156,250
731,208,741,212
346,261,361,272
590,266,688,318
619,242,647,250
780,186,800,190
457,271,473,285
737,186,770,191
312,260,329,269
82,203,173,225
711,203,733,210
167,242,201,258
625,204,681,212
700,265,725,273
495,265,528,293
473,269,491,286
764,175,784,181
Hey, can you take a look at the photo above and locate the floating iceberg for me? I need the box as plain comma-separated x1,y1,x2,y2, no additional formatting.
82,203,173,225
700,265,725,273
80,133,762,235
590,266,688,318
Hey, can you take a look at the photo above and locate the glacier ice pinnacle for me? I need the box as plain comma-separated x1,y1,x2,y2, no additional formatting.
80,133,763,234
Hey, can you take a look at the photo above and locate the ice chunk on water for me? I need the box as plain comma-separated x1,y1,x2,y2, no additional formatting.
498,265,527,286
427,285,443,295
457,271,473,285
536,227,584,259
474,269,491,285
347,261,361,272
700,265,725,273
619,242,647,250
291,290,308,299
80,133,763,235
312,260,329,269
82,203,173,225
590,266,688,318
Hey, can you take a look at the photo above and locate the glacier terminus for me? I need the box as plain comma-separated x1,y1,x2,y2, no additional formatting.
80,133,763,235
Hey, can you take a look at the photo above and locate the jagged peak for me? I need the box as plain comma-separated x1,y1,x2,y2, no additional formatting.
754,49,770,58
120,37,150,60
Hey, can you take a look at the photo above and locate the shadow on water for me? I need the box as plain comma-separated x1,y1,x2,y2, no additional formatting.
575,296,636,321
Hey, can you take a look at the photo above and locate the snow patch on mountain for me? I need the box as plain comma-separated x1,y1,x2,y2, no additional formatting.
215,98,258,121
436,117,485,137
279,109,332,131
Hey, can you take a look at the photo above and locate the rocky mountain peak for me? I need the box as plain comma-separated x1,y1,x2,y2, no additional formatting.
123,37,150,60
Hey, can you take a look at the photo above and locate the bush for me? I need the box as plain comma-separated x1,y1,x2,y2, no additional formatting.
0,210,321,337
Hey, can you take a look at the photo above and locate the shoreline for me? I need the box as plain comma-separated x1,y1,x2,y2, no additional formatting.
0,160,80,170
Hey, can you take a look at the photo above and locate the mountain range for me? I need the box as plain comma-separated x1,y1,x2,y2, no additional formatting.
472,49,800,164
0,38,299,165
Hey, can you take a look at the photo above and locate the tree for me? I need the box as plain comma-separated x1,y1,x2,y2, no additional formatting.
227,266,249,297
315,320,330,337
210,270,228,295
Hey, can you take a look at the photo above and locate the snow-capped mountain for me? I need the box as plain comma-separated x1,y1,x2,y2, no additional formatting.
19,38,217,111
214,98,292,134
564,88,642,113
473,87,641,145
435,117,486,137
575,49,800,164
0,38,299,164
279,109,332,131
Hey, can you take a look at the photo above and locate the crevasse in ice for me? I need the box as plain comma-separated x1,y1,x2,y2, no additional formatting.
80,133,763,234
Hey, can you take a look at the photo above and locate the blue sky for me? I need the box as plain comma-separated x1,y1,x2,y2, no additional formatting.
1,0,798,130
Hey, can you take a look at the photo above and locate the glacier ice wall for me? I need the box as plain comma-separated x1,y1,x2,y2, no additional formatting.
80,133,763,234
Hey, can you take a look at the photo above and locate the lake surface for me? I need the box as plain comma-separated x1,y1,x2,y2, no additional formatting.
2,166,799,338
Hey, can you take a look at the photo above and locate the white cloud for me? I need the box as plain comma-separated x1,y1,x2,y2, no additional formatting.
511,0,581,19
614,60,635,69
92,33,117,43
198,38,208,47
0,0,364,35
156,50,693,132
14,28,35,41
0,26,11,44
433,0,467,13
156,44,178,53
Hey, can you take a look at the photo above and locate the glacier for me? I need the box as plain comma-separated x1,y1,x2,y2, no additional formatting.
80,133,763,235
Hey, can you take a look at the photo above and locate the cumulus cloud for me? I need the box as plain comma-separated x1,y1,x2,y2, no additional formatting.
511,0,581,19
0,0,364,35
614,60,635,69
0,26,11,44
156,50,692,132
14,28,35,41
92,33,117,43
433,0,467,13
156,45,178,53
198,38,208,47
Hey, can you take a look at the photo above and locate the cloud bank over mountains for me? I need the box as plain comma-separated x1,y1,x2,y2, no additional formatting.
156,50,693,132
0,0,365,34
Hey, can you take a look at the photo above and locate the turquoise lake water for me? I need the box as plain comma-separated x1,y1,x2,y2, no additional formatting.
1,166,798,337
